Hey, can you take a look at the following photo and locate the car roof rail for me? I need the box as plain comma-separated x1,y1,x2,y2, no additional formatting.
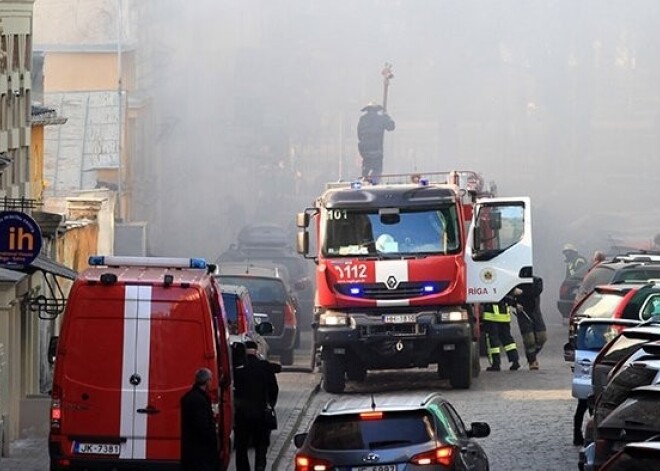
322,398,337,413
420,392,440,406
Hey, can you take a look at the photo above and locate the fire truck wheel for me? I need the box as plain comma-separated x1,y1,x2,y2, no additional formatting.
471,341,481,377
280,348,294,366
436,353,448,379
322,355,346,393
448,341,472,389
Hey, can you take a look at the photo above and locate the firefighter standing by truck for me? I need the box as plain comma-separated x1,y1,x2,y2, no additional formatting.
483,290,521,372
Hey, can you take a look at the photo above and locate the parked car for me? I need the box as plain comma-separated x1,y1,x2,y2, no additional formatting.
573,258,660,311
558,262,592,319
216,263,298,365
600,440,660,471
591,324,660,406
567,281,660,358
593,385,660,469
571,318,640,403
218,223,315,331
566,284,640,357
293,392,490,471
220,283,273,359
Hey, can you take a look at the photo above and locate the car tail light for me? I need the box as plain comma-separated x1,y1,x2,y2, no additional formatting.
409,445,455,466
295,454,333,471
594,438,613,465
50,385,62,433
359,411,383,420
284,302,296,327
236,299,247,333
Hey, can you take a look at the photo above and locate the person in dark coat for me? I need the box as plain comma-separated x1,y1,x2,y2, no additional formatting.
180,367,219,471
233,340,279,471
513,276,547,370
357,102,395,182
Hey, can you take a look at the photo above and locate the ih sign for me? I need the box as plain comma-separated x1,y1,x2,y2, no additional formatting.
0,211,43,266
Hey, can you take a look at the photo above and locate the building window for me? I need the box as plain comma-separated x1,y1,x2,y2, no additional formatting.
0,35,6,74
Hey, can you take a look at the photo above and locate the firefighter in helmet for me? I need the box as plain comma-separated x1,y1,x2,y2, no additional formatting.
563,243,587,278
357,102,395,182
483,290,521,372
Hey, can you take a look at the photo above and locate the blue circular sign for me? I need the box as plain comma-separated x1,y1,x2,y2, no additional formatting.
0,211,43,266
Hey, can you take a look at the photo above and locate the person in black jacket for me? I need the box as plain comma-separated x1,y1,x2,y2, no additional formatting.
513,276,547,370
357,102,395,182
233,340,280,471
180,367,219,471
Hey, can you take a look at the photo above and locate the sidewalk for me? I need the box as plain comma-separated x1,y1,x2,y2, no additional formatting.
0,369,321,471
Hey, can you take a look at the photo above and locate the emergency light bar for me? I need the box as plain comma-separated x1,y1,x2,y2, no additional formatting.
88,256,207,269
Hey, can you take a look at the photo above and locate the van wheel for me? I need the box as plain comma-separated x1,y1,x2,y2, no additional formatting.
280,348,294,366
323,355,346,393
448,341,472,389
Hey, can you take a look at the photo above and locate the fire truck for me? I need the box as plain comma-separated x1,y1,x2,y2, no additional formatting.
296,171,533,392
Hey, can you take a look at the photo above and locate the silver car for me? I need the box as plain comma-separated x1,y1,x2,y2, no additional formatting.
293,392,490,471
572,319,639,401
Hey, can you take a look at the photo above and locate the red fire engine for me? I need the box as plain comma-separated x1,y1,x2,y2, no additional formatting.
296,171,533,392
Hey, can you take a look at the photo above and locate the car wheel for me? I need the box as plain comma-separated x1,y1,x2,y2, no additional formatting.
280,348,294,366
448,340,472,389
323,354,346,393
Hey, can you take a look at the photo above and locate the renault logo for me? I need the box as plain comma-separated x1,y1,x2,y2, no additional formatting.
386,275,399,290
363,452,380,463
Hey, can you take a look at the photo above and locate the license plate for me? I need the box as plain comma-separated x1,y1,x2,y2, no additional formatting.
74,442,120,455
351,465,397,471
382,314,416,324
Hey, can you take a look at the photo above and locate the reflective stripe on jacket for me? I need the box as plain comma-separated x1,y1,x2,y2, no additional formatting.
483,304,512,323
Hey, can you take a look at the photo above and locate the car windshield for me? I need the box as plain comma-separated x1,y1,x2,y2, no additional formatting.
322,206,460,257
575,291,627,318
577,323,621,351
596,364,658,426
217,276,287,304
308,411,434,450
600,336,652,366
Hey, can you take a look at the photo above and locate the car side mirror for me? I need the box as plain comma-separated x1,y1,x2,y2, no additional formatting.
256,321,274,336
468,422,490,438
48,336,59,365
563,341,575,362
294,432,308,448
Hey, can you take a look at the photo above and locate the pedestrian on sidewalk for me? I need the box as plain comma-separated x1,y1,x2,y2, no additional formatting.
234,340,280,471
513,276,547,370
180,368,220,471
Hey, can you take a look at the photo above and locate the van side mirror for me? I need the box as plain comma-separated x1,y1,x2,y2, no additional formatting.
297,231,309,256
296,212,310,229
48,336,59,365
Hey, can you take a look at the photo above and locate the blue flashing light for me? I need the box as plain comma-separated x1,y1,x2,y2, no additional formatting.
350,287,361,295
419,178,430,186
350,180,362,189
189,258,207,269
423,285,435,293
89,256,105,266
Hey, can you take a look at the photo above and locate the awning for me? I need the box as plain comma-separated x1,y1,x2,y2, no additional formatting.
6,254,77,280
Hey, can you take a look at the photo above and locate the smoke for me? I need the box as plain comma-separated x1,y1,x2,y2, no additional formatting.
132,0,660,321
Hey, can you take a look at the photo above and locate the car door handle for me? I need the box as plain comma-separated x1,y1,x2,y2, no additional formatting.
136,406,160,414
578,360,592,367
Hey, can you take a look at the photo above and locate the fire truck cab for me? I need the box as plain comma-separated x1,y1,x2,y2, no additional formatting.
297,171,533,392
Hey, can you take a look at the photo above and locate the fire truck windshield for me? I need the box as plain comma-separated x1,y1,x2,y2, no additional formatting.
322,206,460,257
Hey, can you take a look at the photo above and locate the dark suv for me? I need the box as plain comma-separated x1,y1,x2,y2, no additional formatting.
294,392,490,471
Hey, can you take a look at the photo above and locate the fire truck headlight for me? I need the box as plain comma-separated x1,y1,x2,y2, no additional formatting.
319,311,350,326
440,311,468,322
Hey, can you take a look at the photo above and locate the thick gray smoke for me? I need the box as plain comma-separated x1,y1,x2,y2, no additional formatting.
131,1,660,321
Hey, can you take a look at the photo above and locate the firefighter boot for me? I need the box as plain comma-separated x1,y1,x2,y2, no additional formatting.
486,355,501,372
508,350,521,371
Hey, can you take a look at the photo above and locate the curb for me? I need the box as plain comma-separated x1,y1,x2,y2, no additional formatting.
270,379,321,470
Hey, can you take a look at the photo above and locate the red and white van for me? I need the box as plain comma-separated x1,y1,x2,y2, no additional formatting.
48,256,233,470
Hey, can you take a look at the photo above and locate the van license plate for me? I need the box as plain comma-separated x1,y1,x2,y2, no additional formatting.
382,314,415,323
351,465,397,471
74,443,120,455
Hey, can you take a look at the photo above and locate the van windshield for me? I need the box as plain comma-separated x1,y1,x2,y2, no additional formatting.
218,276,287,304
